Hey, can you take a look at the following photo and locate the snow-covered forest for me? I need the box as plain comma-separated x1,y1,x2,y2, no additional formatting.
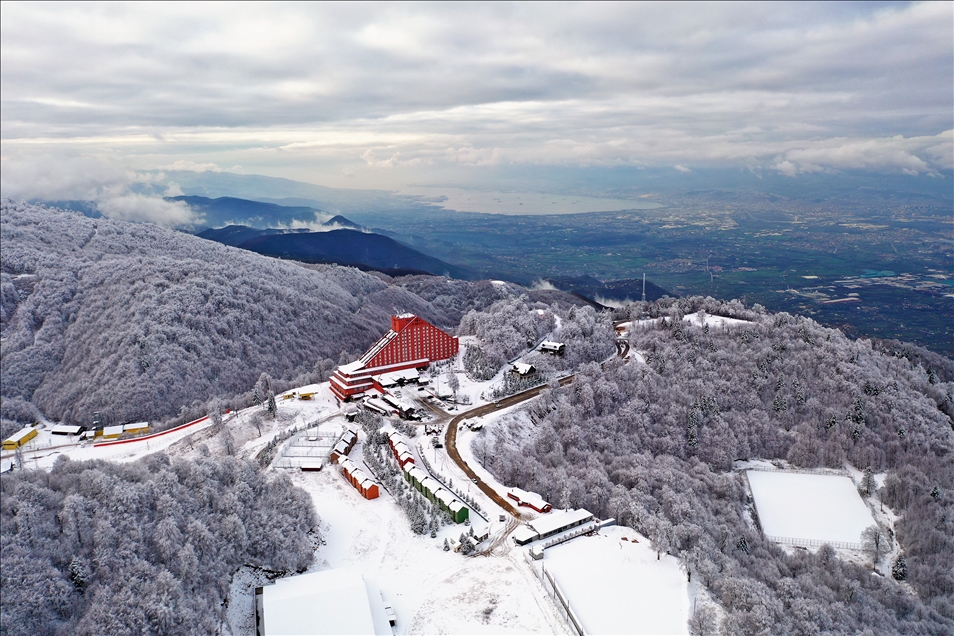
0,454,316,635
457,297,616,381
475,297,954,635
3,201,953,635
0,201,586,435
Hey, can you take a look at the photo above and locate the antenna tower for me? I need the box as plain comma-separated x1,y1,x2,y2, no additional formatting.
642,273,646,303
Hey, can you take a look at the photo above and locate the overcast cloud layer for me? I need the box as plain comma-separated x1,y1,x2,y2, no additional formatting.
1,1,952,208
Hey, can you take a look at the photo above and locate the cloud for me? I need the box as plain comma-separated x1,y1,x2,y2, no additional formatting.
0,3,950,188
96,194,200,228
774,160,798,177
674,165,691,173
0,153,202,227
159,160,222,173
771,131,952,176
530,279,558,291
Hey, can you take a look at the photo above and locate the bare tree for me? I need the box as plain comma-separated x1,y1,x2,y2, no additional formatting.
861,525,889,569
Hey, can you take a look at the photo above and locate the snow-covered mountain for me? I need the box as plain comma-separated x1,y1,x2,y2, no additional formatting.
0,201,578,429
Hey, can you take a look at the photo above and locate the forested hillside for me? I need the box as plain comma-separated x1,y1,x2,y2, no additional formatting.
0,454,316,635
0,201,582,431
475,297,954,635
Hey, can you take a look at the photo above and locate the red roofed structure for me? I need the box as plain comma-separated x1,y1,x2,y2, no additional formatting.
330,314,458,400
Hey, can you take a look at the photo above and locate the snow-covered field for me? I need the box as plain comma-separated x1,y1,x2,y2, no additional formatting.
681,311,750,330
746,470,876,546
11,369,691,636
539,525,690,635
286,466,568,635
617,313,750,338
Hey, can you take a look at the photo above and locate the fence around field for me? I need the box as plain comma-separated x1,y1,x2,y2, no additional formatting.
271,421,340,469
766,535,862,550
537,522,600,551
523,553,586,636
744,467,864,551
745,466,849,477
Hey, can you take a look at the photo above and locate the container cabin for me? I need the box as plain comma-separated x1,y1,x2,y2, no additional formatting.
2,426,38,450
101,425,124,440
123,422,150,435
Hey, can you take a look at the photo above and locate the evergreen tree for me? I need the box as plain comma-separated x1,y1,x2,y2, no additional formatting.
891,555,907,581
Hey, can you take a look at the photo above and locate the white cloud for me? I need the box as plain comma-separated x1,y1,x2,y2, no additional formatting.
160,160,222,173
530,279,558,291
674,165,691,173
0,3,950,189
774,160,798,177
96,194,200,228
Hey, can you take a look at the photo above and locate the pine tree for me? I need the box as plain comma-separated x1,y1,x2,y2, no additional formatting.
892,555,907,581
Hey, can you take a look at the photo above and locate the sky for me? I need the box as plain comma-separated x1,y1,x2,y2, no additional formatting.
1,1,952,222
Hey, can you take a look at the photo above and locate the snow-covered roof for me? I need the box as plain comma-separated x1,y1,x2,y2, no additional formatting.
375,368,420,386
51,425,83,435
513,526,539,545
435,489,455,506
4,426,36,443
103,425,124,436
359,330,398,365
406,466,427,482
338,360,365,373
419,476,439,492
365,398,393,413
512,362,535,375
540,340,564,349
509,487,549,509
529,509,594,537
261,568,391,635
123,422,149,431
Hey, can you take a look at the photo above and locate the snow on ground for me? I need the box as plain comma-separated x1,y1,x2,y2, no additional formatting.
4,417,216,470
420,428,508,526
629,350,647,365
457,409,547,519
746,470,876,546
682,311,750,330
617,313,751,337
8,380,347,470
539,525,690,635
285,466,568,636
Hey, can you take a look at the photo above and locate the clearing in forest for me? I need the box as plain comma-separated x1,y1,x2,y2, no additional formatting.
746,470,875,548
540,525,690,635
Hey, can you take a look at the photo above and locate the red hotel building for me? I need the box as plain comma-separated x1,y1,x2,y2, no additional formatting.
330,314,459,400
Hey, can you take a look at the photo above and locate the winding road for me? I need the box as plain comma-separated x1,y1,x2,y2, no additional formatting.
442,375,576,519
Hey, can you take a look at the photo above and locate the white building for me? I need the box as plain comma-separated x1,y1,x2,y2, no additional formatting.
539,341,566,354
255,568,392,635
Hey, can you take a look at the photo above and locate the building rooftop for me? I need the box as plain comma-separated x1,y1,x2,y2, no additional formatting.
261,568,391,635
528,508,594,537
